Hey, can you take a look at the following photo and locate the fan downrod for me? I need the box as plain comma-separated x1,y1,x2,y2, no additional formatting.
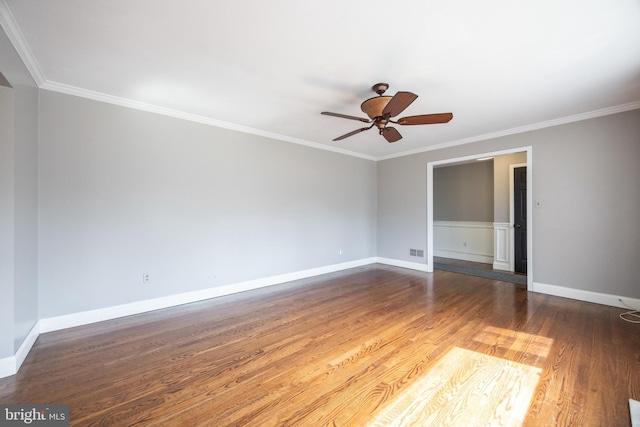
371,83,389,96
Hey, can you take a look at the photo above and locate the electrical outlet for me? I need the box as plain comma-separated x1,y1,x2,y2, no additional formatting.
143,273,151,283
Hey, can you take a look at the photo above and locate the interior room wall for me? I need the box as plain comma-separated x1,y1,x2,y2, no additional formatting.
38,90,377,318
377,109,640,299
432,152,528,224
12,85,38,351
0,27,39,358
433,160,494,221
0,85,15,359
493,152,527,223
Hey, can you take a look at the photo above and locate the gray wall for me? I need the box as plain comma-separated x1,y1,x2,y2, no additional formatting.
12,83,38,351
0,27,39,358
378,109,640,299
433,161,494,222
493,152,527,223
0,85,15,359
38,91,377,318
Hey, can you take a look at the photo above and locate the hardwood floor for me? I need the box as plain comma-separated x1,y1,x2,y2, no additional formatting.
1,265,638,426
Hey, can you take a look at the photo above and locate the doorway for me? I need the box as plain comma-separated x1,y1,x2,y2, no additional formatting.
427,147,533,291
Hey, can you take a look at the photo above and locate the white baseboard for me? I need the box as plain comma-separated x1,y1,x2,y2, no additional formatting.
3,258,376,378
39,257,378,333
4,259,636,380
532,282,640,309
630,399,640,427
492,260,511,271
375,260,640,312
15,322,39,369
0,356,14,379
375,257,430,272
39,257,427,333
0,321,39,379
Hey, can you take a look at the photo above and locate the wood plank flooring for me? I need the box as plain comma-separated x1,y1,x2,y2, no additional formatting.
1,264,638,426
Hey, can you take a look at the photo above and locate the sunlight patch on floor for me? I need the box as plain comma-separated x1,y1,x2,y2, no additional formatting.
472,326,554,364
368,347,542,427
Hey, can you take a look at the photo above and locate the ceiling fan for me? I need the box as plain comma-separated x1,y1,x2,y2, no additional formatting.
321,83,453,143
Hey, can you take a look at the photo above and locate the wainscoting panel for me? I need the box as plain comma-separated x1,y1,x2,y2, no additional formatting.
433,221,493,264
493,222,512,271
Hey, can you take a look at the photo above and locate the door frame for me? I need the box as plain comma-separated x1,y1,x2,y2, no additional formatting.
509,163,527,273
427,146,533,291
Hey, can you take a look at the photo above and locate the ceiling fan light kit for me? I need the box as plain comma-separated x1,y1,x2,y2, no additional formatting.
322,83,453,143
360,96,393,120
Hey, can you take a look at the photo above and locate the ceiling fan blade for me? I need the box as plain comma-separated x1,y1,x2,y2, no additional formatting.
322,111,371,123
333,126,372,141
381,91,418,117
382,127,402,143
397,113,453,125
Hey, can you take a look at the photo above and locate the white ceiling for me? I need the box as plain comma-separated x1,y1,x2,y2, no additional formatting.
2,0,639,160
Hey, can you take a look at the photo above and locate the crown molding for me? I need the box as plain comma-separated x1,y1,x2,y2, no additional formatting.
40,79,640,163
0,0,45,85
378,101,640,161
40,81,377,161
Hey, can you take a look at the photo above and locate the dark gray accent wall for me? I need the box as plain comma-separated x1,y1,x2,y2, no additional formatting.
433,161,494,222
377,109,640,299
